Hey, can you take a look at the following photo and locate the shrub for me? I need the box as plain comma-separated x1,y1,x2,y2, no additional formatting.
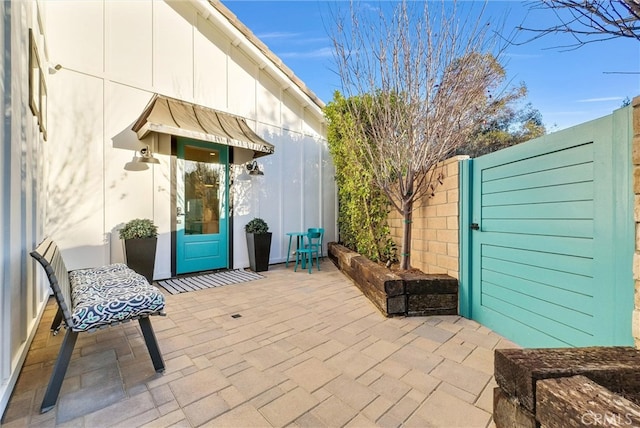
119,218,158,240
325,92,397,263
245,218,269,234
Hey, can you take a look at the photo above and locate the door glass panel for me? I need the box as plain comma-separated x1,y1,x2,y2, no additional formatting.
183,146,224,235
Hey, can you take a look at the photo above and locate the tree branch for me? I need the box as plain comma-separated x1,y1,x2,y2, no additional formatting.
517,0,640,49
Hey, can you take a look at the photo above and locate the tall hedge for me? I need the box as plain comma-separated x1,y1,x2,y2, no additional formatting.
324,92,397,263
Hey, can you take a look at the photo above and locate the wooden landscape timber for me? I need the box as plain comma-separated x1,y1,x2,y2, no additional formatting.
328,242,458,316
494,347,640,428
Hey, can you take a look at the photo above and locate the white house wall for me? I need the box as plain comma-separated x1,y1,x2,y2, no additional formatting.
258,73,282,126
154,2,194,100
103,82,161,268
43,0,335,278
106,2,153,86
228,48,258,119
0,0,50,416
194,15,228,109
46,70,107,269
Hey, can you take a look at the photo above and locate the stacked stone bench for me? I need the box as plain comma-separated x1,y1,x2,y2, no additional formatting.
31,238,166,413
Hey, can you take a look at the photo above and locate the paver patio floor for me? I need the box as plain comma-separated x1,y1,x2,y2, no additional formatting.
1,261,517,427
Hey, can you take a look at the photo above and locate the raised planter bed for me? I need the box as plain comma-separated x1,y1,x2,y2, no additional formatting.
493,347,640,427
328,242,458,317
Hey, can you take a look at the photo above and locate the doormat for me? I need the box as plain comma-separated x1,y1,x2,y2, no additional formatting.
156,269,264,295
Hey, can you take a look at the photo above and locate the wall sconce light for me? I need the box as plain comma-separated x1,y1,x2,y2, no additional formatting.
124,145,159,171
236,165,251,182
237,160,264,182
124,153,149,171
247,160,264,176
137,145,160,164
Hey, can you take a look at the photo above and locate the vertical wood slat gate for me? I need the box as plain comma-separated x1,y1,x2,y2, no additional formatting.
459,107,634,348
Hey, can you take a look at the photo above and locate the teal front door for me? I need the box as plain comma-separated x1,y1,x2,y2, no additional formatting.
176,138,229,274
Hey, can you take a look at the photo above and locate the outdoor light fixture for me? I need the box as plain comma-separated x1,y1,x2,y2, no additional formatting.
124,154,149,171
236,160,264,181
237,168,251,182
246,160,264,176
124,145,159,170
137,145,160,164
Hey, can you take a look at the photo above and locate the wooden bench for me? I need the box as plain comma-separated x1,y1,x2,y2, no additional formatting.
31,238,166,413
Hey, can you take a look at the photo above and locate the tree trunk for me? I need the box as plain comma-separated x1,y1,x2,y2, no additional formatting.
400,199,413,270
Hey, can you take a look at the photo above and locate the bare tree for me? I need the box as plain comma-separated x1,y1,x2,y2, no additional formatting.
330,0,522,270
518,0,640,48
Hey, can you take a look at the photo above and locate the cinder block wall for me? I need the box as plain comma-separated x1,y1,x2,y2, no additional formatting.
388,156,468,279
633,96,640,348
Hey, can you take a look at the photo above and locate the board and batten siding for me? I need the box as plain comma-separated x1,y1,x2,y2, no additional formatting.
1,0,335,416
0,0,50,416
43,0,335,278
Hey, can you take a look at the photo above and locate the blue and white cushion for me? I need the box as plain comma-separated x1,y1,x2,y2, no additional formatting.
69,264,165,332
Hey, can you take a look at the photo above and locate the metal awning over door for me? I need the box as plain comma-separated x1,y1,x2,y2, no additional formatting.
132,94,274,162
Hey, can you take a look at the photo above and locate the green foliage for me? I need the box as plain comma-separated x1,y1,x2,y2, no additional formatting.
119,218,158,240
381,238,399,265
458,102,547,158
245,218,269,234
324,92,397,263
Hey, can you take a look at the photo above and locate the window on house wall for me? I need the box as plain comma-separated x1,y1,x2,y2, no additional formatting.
29,28,40,119
28,27,47,141
39,70,47,140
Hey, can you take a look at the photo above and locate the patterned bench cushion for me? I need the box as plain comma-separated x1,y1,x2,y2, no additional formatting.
68,264,165,332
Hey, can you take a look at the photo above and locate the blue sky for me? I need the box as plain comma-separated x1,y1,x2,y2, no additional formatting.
223,1,639,131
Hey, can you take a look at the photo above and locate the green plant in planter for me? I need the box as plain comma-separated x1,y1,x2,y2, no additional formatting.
245,218,271,272
119,218,158,240
120,218,158,283
244,218,269,234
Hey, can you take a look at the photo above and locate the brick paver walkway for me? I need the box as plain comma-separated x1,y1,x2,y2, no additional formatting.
1,261,516,427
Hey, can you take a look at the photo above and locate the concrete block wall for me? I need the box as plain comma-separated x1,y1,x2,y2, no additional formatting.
388,156,468,279
633,96,640,347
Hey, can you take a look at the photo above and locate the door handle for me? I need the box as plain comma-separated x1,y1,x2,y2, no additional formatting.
470,223,480,230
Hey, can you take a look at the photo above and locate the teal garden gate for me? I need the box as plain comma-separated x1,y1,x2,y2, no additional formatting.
459,107,634,347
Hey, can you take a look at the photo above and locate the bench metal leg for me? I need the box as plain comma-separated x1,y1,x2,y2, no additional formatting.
50,307,63,335
138,317,165,373
41,329,78,413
